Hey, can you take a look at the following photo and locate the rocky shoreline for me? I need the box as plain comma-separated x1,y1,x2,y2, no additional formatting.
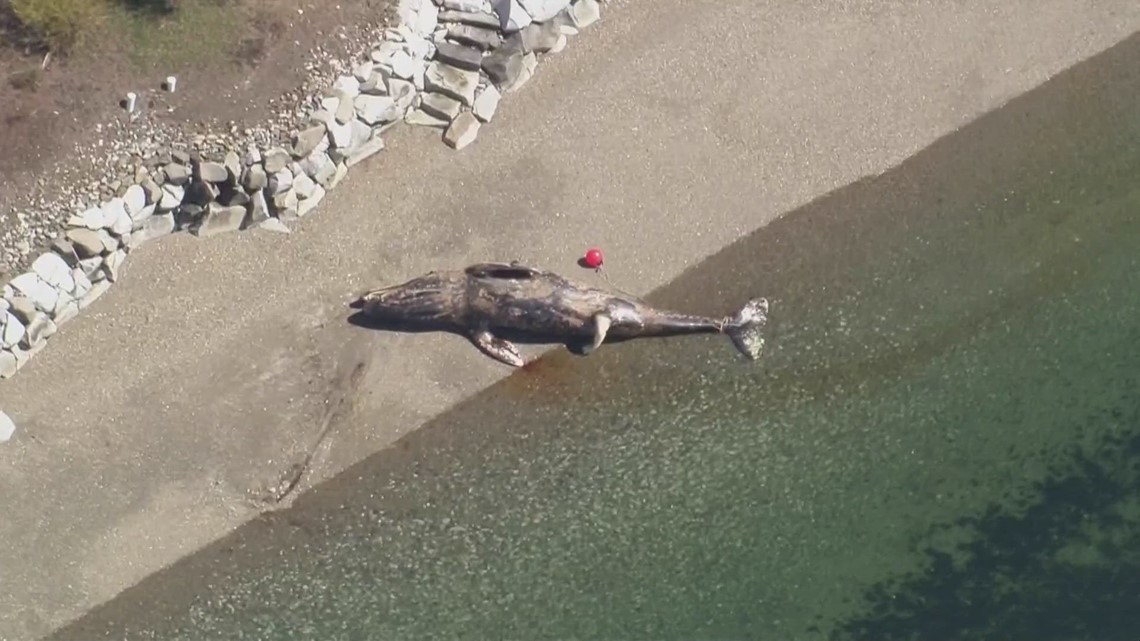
0,0,605,433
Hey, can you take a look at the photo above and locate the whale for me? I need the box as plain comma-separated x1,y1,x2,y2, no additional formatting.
350,261,770,367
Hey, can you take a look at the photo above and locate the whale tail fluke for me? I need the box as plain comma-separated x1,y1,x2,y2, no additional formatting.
725,298,770,361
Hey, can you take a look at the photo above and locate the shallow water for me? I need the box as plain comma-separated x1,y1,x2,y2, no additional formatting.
52,33,1140,641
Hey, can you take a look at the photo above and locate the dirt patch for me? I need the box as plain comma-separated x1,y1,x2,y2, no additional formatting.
0,0,398,274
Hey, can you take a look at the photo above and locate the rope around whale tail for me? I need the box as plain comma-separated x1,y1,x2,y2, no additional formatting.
592,266,769,362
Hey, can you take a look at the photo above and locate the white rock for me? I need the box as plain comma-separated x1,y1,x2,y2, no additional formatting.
347,137,386,167
97,229,119,253
159,184,184,211
79,280,112,310
130,203,156,226
269,169,294,195
128,213,175,248
443,0,483,11
9,272,59,313
388,50,419,79
314,162,339,189
0,410,14,441
298,185,326,217
355,94,399,125
405,33,433,59
275,189,300,213
0,353,17,382
8,344,30,370
550,33,568,53
102,249,128,281
109,205,134,236
22,313,57,346
5,296,34,324
444,112,481,150
472,84,502,122
503,52,536,92
420,92,464,120
54,298,80,326
51,287,75,314
371,40,403,63
56,270,75,297
328,119,354,148
395,0,418,28
65,229,103,259
360,71,389,95
348,119,373,151
78,256,103,279
320,95,341,116
352,61,375,82
334,91,357,124
31,252,72,290
70,268,93,299
332,75,361,97
329,162,349,190
2,314,24,349
256,217,292,234
413,0,439,36
247,190,270,226
406,108,451,128
424,61,479,106
518,0,570,21
569,0,599,27
413,63,427,91
388,79,418,111
492,0,532,31
124,184,147,214
195,204,248,237
293,172,317,199
100,198,128,228
243,145,263,165
300,151,333,178
77,207,106,230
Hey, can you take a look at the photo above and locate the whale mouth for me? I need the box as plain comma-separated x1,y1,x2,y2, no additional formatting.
350,285,398,309
356,272,460,323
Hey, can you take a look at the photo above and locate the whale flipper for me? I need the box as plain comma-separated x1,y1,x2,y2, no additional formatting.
470,327,525,367
583,313,611,354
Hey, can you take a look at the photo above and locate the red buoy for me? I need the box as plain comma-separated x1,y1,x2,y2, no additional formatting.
583,247,604,269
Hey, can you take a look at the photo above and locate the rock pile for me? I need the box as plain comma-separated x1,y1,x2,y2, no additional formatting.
0,0,606,394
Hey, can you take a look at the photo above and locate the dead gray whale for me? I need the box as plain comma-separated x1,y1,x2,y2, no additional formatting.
350,261,770,367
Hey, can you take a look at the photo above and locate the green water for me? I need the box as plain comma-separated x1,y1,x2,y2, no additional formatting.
52,34,1140,641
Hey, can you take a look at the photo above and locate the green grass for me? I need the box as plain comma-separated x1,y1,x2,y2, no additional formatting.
6,0,110,53
107,0,244,71
4,0,245,71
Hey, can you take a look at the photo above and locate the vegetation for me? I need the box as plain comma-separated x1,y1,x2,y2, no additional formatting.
3,0,109,53
1,0,182,55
